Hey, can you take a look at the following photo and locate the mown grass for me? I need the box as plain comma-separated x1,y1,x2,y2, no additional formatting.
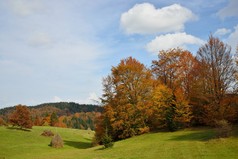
0,126,238,159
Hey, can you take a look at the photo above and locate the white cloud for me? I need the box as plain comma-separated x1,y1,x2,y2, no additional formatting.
217,0,238,19
227,24,238,52
85,92,101,104
214,28,231,36
120,3,197,34
146,32,205,54
52,96,62,103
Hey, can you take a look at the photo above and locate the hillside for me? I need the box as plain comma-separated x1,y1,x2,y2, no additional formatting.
0,102,102,115
35,102,103,113
0,126,238,159
0,102,103,130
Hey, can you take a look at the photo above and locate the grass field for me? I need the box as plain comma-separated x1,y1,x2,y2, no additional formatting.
0,126,238,159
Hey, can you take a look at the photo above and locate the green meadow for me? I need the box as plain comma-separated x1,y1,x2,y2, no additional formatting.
0,126,238,159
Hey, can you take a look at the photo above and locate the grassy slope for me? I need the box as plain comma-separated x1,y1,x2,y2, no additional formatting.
0,126,238,159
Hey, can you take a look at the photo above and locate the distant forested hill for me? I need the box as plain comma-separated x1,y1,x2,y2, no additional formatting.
34,102,103,113
0,102,102,115
0,102,103,130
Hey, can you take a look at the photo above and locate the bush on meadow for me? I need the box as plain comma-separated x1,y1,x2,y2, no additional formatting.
50,134,64,148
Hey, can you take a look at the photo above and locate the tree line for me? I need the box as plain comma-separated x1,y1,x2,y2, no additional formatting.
0,102,102,130
95,35,238,143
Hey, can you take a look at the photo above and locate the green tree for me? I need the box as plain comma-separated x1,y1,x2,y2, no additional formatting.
50,112,58,126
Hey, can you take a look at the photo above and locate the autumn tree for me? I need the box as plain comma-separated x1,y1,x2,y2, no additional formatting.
9,105,32,129
42,114,51,126
196,35,237,125
0,116,6,126
150,84,192,131
34,115,41,126
152,48,181,91
152,48,198,99
151,48,200,125
100,57,153,140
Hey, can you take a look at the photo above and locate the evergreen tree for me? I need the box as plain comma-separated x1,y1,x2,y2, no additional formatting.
50,112,58,126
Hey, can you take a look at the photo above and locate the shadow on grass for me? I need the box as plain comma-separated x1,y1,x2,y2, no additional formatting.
64,140,92,149
169,130,216,141
6,126,31,132
231,125,238,138
83,137,92,142
95,146,111,151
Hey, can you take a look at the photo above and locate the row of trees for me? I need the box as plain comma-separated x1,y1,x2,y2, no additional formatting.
5,105,100,130
95,35,238,142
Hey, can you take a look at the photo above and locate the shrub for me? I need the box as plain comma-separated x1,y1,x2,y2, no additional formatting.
50,134,64,148
138,127,150,135
215,120,232,138
101,134,114,148
41,130,54,137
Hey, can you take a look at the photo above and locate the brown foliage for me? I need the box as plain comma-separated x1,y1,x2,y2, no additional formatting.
9,105,32,129
94,115,105,145
0,116,6,126
152,48,197,97
95,38,238,142
203,95,237,126
42,115,51,126
196,35,236,103
150,85,192,131
100,57,153,140
33,115,42,126
196,35,237,125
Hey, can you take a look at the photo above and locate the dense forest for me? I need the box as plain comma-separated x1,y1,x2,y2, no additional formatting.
0,102,102,130
95,35,238,143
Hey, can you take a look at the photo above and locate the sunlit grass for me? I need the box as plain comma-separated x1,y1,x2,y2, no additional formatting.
0,126,238,159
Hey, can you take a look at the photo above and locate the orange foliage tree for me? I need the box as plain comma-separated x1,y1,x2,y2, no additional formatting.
0,116,6,126
152,48,198,99
152,48,198,125
152,48,181,91
34,115,42,126
9,105,32,129
99,57,153,140
95,40,238,142
150,84,192,131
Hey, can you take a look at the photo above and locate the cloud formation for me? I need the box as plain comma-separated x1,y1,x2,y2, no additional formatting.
217,0,238,19
0,0,110,107
214,28,231,36
227,24,238,52
120,3,197,34
146,32,205,53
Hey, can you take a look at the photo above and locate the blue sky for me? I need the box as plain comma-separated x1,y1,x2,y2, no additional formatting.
0,0,237,108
